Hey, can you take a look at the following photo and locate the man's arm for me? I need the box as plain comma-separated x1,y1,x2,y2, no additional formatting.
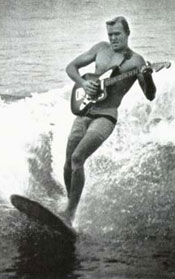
136,56,156,101
66,43,103,96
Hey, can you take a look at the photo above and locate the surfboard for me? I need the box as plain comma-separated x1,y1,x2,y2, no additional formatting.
10,194,76,241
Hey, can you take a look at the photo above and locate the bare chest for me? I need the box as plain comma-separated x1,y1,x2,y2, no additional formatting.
95,45,136,76
95,49,124,75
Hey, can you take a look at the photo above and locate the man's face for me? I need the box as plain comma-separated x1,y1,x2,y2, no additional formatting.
107,22,128,52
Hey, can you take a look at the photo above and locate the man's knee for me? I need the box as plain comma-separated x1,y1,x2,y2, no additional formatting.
71,151,84,170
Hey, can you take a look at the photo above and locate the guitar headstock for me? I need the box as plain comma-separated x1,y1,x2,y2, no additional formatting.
151,62,171,72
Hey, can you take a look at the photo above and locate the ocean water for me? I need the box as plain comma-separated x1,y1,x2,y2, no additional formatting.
1,0,175,97
0,0,175,278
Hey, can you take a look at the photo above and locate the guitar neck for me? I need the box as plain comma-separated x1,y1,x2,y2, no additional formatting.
105,68,139,87
104,62,170,87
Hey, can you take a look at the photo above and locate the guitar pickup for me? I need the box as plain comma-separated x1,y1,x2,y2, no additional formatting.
100,79,105,91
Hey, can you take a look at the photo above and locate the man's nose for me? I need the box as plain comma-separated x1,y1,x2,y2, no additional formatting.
111,34,117,41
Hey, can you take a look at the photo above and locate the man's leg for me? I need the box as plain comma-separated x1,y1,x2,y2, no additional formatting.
64,137,82,198
63,116,88,198
64,116,115,223
66,132,104,221
66,117,115,221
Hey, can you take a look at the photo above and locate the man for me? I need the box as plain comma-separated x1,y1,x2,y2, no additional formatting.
62,16,156,225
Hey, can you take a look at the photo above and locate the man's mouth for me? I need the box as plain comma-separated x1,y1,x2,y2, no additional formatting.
112,42,119,45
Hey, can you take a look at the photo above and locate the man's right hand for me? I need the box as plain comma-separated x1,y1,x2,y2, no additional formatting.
82,79,99,97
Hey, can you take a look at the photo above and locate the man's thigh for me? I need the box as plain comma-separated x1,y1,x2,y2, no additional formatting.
72,117,115,162
65,116,90,161
87,117,115,141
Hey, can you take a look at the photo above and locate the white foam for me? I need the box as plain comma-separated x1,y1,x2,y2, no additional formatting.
0,86,73,201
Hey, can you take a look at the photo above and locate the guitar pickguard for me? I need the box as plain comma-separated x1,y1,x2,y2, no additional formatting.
75,88,86,101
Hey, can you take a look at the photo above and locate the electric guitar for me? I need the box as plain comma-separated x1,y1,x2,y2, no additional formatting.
71,62,171,116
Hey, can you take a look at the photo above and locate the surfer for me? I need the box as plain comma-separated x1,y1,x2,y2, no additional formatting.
63,16,156,224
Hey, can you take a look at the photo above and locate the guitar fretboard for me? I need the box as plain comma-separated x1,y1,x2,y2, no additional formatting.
104,62,170,87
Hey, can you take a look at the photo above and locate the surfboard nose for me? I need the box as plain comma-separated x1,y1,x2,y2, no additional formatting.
11,194,19,207
10,194,77,241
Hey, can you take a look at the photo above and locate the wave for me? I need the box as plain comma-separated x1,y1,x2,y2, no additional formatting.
0,87,74,205
0,64,174,239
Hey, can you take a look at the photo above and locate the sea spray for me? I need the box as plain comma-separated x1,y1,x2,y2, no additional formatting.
0,87,73,211
76,63,175,239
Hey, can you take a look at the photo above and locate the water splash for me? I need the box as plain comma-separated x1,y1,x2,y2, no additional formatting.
0,64,174,240
76,63,175,239
0,87,74,207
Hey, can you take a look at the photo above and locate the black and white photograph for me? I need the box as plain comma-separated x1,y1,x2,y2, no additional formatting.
0,0,175,278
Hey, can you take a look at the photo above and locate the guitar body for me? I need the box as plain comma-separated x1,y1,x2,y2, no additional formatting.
71,72,109,116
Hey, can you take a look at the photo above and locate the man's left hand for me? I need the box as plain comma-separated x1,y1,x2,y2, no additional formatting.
140,62,153,75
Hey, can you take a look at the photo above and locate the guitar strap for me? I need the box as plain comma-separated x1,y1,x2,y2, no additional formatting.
120,48,133,66
111,48,133,77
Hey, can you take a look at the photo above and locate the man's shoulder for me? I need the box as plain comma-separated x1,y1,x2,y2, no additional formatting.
99,41,110,48
130,51,146,67
86,41,110,58
90,41,110,52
